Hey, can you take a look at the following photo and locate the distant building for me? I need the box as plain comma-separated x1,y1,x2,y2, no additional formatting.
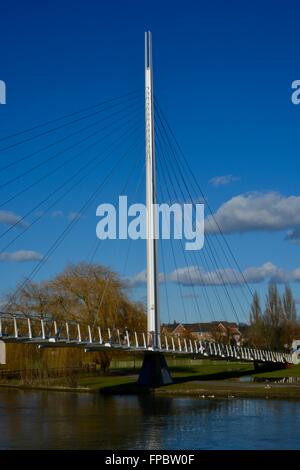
161,321,243,345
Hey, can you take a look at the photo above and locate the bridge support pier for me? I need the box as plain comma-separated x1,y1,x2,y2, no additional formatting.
138,352,173,387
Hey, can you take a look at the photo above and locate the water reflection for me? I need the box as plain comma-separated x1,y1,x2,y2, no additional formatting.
0,389,300,449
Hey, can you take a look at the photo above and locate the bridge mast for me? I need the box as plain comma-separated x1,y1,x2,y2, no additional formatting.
138,32,172,386
145,31,160,348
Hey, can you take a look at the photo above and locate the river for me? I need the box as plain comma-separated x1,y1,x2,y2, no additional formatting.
0,389,299,449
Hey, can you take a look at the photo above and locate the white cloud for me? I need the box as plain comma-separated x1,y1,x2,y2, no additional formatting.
169,262,293,286
205,192,300,235
169,265,243,286
0,250,43,262
124,270,147,287
124,270,165,288
209,174,240,187
125,262,300,288
243,262,288,284
0,210,27,228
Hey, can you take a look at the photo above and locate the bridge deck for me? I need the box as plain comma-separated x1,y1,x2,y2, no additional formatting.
0,313,297,365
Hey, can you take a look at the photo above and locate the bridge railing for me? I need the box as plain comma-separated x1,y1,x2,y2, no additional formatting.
0,313,294,364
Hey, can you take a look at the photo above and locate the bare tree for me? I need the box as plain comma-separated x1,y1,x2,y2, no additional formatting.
3,262,146,374
249,283,299,351
283,285,297,322
249,291,265,348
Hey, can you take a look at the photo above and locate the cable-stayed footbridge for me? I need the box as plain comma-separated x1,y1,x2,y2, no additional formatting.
0,312,296,367
0,32,299,385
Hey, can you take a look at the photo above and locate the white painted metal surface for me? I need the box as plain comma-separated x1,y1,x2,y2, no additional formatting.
145,31,160,347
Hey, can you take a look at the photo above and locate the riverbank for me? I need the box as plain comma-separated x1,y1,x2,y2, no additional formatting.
1,379,300,399
1,360,300,399
155,379,300,399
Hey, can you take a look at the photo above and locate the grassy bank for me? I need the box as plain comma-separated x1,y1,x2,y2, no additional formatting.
1,359,300,399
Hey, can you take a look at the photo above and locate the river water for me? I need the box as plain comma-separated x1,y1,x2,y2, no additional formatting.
0,389,299,449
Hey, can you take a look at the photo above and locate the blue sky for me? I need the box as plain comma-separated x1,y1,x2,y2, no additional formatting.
1,0,300,324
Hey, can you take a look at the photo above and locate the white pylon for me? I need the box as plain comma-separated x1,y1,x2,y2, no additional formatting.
145,31,160,347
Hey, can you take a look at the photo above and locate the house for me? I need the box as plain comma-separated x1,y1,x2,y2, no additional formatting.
161,321,243,345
